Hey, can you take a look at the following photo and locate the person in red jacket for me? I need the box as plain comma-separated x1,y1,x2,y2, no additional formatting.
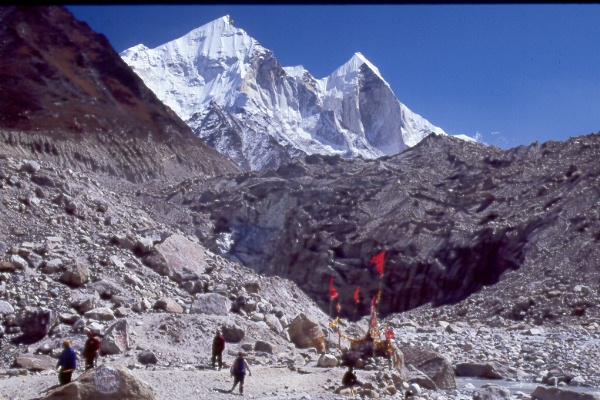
82,330,101,370
212,329,225,370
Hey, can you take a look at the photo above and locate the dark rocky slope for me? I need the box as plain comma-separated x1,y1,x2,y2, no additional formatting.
0,6,237,183
153,132,600,324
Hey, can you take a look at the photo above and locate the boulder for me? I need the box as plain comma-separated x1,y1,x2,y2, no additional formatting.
84,307,115,321
10,254,27,269
142,234,208,282
221,322,245,343
317,353,338,367
0,300,14,315
39,364,155,399
154,298,183,314
190,293,231,316
455,362,504,379
137,350,158,365
265,314,283,333
531,386,600,400
101,319,130,355
42,258,64,274
244,281,261,294
254,340,274,354
70,293,98,314
402,345,456,389
90,280,123,300
59,264,90,287
473,385,511,400
13,354,56,371
20,160,41,173
287,313,326,352
14,307,56,343
0,261,17,272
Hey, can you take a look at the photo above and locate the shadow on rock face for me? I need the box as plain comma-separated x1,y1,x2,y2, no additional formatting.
376,217,550,319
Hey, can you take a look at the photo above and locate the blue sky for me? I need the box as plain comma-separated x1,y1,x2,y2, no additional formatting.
67,4,600,149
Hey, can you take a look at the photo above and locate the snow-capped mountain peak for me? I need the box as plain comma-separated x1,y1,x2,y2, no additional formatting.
122,16,447,171
338,52,383,79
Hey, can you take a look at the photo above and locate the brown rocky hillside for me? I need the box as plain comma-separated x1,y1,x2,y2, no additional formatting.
0,6,237,183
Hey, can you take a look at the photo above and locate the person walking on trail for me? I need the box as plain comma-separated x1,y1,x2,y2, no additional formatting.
212,329,226,370
82,330,101,370
229,352,251,395
56,340,77,385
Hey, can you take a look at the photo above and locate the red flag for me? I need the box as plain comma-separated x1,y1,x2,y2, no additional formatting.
370,251,386,276
353,286,360,303
385,328,395,339
329,277,338,300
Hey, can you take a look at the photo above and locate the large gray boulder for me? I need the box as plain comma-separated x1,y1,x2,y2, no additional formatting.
14,307,56,343
190,293,230,316
402,345,456,390
39,364,155,399
221,322,245,343
473,385,511,400
13,354,56,371
59,264,90,287
154,298,183,314
0,300,14,315
142,234,208,282
455,362,504,379
531,386,600,400
101,319,130,355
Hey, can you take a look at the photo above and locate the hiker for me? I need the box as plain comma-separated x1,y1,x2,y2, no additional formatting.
341,366,362,395
212,329,225,370
229,352,251,395
56,340,77,385
82,330,101,370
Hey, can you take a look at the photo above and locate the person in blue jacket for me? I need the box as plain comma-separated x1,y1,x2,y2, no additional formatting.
229,352,251,394
56,340,77,385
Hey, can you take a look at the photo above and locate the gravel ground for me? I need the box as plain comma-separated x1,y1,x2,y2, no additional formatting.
0,366,360,400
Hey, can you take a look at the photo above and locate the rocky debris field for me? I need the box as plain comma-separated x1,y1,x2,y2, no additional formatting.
155,133,600,326
0,154,599,399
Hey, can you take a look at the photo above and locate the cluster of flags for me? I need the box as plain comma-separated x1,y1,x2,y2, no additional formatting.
327,250,395,352
328,251,387,326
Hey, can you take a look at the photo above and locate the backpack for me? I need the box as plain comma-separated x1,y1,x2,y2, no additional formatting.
84,337,101,357
90,337,101,351
232,357,245,375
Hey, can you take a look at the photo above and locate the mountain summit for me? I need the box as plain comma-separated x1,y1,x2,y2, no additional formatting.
122,15,446,170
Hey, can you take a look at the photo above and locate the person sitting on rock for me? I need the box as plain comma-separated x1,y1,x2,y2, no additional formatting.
229,352,251,395
56,340,77,385
359,331,375,359
82,330,101,370
212,329,225,370
341,366,362,395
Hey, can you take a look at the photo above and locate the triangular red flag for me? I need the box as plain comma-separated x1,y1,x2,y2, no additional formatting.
353,286,360,304
329,277,338,300
370,251,386,276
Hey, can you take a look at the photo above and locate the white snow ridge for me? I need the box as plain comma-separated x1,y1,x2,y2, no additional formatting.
121,15,450,171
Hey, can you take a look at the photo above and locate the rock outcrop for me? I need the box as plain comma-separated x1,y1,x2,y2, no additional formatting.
40,364,155,400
